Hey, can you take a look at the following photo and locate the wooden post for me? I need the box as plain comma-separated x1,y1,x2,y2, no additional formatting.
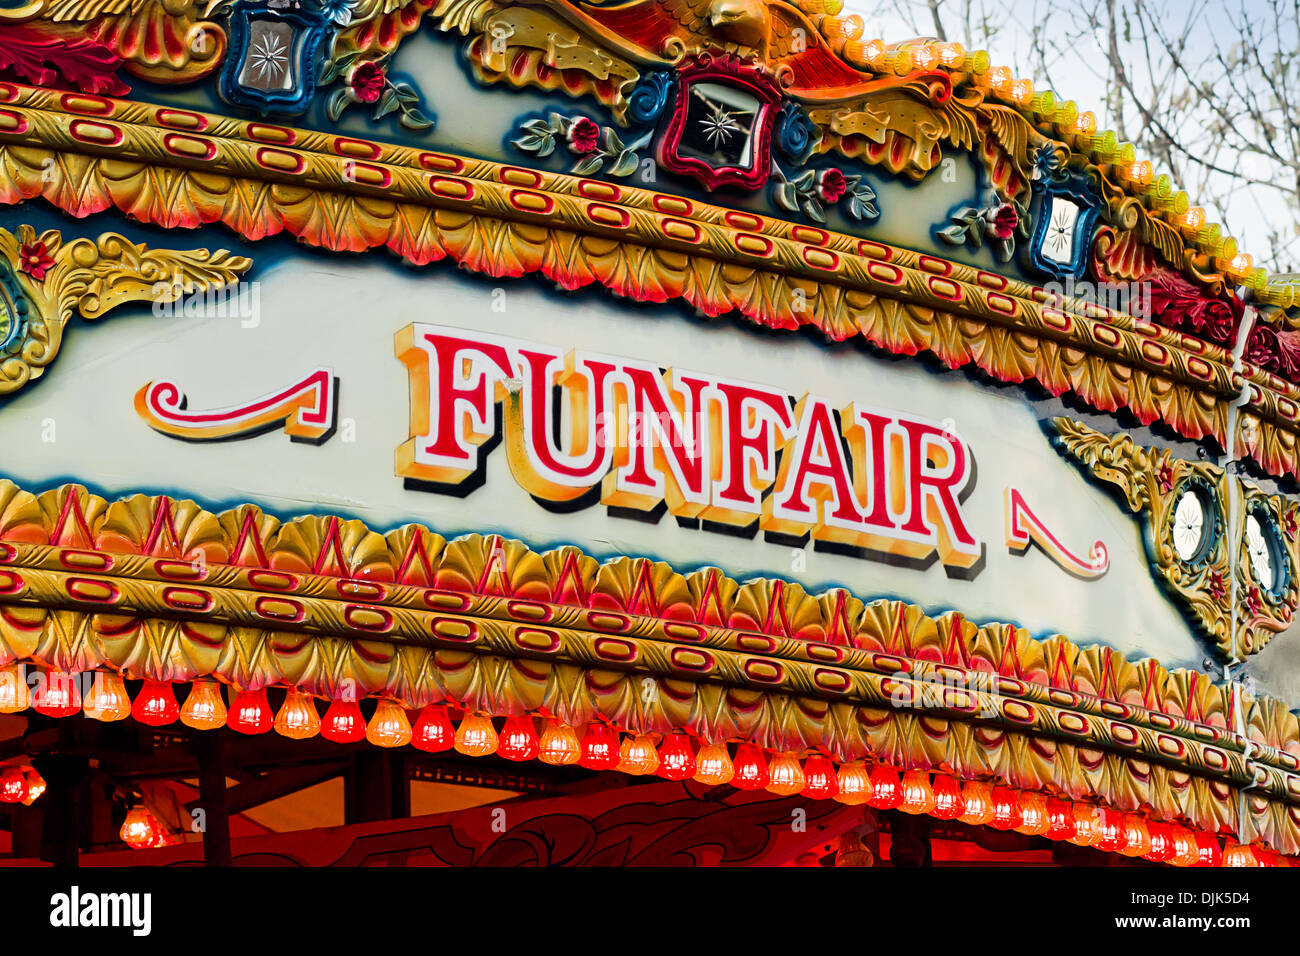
195,732,232,866
32,755,86,867
346,750,408,824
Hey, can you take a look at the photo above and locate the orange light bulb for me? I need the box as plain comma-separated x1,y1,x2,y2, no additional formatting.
180,679,226,730
82,671,130,722
1120,814,1151,857
898,771,934,814
366,699,412,748
617,734,659,775
274,688,320,740
958,781,994,826
834,761,871,805
131,680,179,727
1223,841,1260,867
0,664,29,713
454,713,498,757
1171,826,1199,867
1015,791,1049,836
120,807,159,849
413,704,455,753
537,719,580,765
693,743,734,785
1068,803,1101,847
766,753,805,796
21,769,44,805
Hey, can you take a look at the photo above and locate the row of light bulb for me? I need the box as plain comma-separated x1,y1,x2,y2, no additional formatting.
808,20,1257,285
0,666,1281,864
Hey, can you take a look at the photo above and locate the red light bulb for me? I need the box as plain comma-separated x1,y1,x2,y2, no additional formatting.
321,697,366,744
1046,797,1076,840
932,775,964,820
731,743,769,790
227,688,272,735
1144,822,1174,863
131,680,179,726
1195,831,1222,867
657,733,696,780
0,766,27,803
867,766,901,810
498,716,539,761
990,786,1020,830
33,671,81,718
801,755,838,800
412,704,454,752
579,722,620,770
1095,807,1127,852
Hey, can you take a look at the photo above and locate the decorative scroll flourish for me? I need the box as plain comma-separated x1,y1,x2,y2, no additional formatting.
0,479,1298,852
1003,487,1108,579
3,87,1300,479
0,226,252,396
1052,417,1300,658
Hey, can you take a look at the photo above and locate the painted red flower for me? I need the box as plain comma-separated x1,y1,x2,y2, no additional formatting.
989,204,1018,240
18,242,54,280
817,168,848,204
349,61,386,104
1285,509,1298,540
1207,569,1226,602
1245,586,1263,617
566,117,601,154
1156,463,1175,495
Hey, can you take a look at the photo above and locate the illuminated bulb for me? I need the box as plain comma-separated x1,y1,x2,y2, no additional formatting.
1180,206,1206,231
859,38,886,68
656,733,696,781
618,734,659,775
1222,842,1260,867
82,671,130,722
1010,78,1034,106
497,715,539,761
1095,807,1126,853
131,680,179,727
801,755,838,800
839,14,863,39
1126,160,1154,187
910,44,937,70
274,688,320,740
0,664,29,713
932,774,963,819
1068,804,1101,847
180,679,226,730
21,769,44,805
1120,814,1151,857
1231,253,1254,275
537,719,580,765
937,42,965,66
834,761,871,805
0,766,26,803
120,807,160,849
578,722,619,770
227,688,272,735
413,704,456,753
867,766,901,810
1015,791,1049,836
33,670,81,718
898,771,934,814
731,743,769,790
693,743,734,785
958,781,993,826
454,713,498,757
987,65,1012,92
1073,110,1097,136
1195,831,1222,867
1144,822,1174,863
766,753,805,796
1045,797,1076,840
1168,826,1197,866
990,786,1020,830
321,697,365,744
366,699,412,748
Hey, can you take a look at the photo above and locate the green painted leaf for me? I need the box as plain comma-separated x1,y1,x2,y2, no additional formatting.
375,88,402,119
399,107,434,131
325,88,349,123
571,154,604,176
609,149,638,178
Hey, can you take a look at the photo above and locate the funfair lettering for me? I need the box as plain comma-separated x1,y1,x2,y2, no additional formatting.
396,323,981,569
